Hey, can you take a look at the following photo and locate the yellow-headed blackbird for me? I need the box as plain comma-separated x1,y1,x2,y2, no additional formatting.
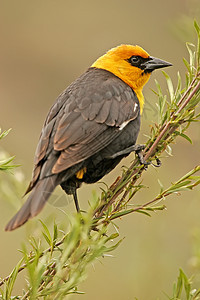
5,45,172,231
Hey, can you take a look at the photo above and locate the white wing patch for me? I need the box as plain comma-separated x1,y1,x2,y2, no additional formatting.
134,103,138,112
119,102,139,131
119,120,130,131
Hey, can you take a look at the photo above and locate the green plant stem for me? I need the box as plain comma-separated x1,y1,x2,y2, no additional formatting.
99,165,200,223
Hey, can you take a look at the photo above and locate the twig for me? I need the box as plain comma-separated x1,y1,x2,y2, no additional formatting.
0,236,65,287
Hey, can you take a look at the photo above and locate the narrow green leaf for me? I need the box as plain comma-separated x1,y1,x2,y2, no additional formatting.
155,79,163,96
0,128,11,140
145,205,166,211
167,180,192,191
194,20,200,35
163,71,174,102
53,222,58,243
105,233,119,242
5,258,24,299
39,220,52,247
0,156,19,171
183,57,192,75
174,71,182,101
105,239,123,253
136,210,151,217
176,166,200,184
175,269,183,298
29,236,41,253
42,232,52,246
175,131,193,144
194,20,200,66
109,209,135,220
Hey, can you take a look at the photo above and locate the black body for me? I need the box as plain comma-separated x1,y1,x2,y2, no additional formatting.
5,67,141,230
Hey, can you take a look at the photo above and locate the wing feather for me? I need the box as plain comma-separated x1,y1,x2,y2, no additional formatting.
29,68,140,189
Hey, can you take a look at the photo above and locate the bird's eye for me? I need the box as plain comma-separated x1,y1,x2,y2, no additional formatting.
130,56,141,65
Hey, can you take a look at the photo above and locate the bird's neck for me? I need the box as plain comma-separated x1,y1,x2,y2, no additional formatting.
92,58,150,114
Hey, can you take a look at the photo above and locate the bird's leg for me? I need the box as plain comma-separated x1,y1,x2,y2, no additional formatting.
107,143,149,166
106,144,161,169
107,144,145,159
72,189,80,212
61,179,82,212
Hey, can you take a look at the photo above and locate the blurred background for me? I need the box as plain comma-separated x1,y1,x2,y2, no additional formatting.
0,0,200,299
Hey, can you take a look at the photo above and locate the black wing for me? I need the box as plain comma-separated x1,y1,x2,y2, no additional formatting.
28,68,140,191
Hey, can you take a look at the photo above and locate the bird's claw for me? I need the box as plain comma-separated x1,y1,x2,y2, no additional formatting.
136,148,161,170
150,157,162,167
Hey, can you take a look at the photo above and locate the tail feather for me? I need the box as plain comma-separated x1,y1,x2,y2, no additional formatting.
5,176,57,231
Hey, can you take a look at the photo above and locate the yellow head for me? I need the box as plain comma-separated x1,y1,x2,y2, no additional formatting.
92,44,172,113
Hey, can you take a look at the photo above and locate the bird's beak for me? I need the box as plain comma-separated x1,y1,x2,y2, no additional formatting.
142,56,172,72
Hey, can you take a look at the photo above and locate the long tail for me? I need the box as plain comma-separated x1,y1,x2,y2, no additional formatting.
5,176,57,231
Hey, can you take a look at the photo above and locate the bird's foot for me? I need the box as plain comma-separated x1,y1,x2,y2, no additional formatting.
151,157,162,168
134,146,161,170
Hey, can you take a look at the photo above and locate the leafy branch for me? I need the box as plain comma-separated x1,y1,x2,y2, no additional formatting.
168,269,200,300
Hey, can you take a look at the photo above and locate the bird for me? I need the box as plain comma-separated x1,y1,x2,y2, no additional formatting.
5,44,172,231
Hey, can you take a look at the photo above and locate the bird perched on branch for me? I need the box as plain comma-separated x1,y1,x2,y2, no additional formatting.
5,44,172,231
